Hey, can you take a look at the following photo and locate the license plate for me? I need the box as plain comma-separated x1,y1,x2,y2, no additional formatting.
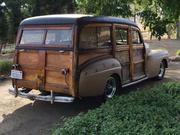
10,70,23,79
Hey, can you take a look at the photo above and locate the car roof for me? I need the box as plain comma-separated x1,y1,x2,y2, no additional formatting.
20,14,138,28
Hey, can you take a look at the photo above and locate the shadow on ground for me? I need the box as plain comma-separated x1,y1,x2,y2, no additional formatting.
0,95,103,135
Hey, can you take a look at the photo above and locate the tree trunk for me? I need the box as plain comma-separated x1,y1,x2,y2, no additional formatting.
134,14,136,23
0,44,3,54
0,43,6,54
176,21,180,40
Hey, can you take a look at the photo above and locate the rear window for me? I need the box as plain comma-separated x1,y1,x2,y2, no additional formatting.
45,29,72,45
19,28,72,46
20,30,45,45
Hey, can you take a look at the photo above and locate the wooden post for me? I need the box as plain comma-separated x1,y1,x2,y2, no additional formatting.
176,21,180,40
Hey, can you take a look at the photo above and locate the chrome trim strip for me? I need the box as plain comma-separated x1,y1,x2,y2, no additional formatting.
122,77,148,88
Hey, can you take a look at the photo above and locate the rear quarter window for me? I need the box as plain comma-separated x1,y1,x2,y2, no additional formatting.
80,26,111,49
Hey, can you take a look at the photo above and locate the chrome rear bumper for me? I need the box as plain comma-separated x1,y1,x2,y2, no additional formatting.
9,88,75,103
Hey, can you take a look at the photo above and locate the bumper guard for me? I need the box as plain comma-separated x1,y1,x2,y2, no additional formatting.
9,88,75,103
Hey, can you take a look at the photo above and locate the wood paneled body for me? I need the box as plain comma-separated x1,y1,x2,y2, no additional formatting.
13,22,147,98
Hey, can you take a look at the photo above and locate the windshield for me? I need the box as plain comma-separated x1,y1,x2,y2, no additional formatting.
19,28,72,46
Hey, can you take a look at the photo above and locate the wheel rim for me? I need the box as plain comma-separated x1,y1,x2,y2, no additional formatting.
105,77,117,98
158,62,165,78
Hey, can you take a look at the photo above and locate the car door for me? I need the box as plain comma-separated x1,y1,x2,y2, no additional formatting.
114,25,131,84
130,27,146,80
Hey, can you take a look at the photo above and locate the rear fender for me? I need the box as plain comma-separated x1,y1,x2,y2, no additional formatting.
79,58,122,97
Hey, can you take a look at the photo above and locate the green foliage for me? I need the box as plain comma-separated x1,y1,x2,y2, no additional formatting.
0,60,12,75
0,0,179,42
52,82,180,135
176,50,180,56
139,9,171,40
77,0,133,17
137,0,180,40
0,0,76,43
31,0,75,16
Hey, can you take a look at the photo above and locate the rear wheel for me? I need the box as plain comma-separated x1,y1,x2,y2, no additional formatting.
104,76,119,98
156,61,166,80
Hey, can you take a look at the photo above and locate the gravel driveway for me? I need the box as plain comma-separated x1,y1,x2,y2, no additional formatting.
0,39,179,135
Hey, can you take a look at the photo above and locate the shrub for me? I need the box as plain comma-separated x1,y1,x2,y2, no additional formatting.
52,82,180,135
176,50,180,56
0,60,12,75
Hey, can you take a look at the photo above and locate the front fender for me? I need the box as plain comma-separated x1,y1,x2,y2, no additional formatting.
79,58,122,97
146,49,169,78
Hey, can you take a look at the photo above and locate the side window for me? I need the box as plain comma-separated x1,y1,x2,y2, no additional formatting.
132,30,142,44
115,28,128,45
80,26,111,49
97,27,111,48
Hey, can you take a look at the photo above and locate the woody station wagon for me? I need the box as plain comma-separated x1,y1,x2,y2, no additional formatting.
9,14,169,103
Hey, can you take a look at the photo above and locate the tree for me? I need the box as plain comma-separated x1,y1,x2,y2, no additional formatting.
77,0,133,17
139,9,171,40
137,0,180,40
0,1,8,53
31,0,76,16
0,0,76,42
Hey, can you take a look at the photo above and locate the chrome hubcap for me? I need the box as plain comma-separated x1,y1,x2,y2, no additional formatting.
105,77,117,98
158,62,165,78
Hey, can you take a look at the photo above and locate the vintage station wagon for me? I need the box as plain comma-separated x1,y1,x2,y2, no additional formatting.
9,14,169,103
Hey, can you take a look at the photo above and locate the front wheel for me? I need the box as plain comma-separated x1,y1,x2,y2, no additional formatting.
104,76,119,98
156,61,166,80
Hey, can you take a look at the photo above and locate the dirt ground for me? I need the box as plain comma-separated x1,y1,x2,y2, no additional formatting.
0,39,179,135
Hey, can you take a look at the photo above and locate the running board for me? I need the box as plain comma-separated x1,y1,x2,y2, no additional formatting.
122,77,148,88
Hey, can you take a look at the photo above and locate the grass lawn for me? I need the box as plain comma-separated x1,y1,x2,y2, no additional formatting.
52,82,180,135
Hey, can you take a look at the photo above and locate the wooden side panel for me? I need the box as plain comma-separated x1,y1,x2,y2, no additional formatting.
132,45,145,80
115,50,129,63
134,63,144,78
45,51,74,96
16,50,74,96
115,47,130,83
17,51,42,89
46,51,72,67
79,51,111,65
18,51,39,65
133,48,143,61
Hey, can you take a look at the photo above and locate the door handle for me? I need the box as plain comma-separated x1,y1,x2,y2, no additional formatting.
59,50,65,53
